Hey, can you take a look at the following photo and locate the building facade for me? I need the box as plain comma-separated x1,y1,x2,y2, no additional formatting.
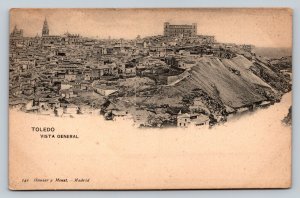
164,22,197,37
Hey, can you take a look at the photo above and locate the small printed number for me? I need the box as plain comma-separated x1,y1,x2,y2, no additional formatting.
22,179,29,182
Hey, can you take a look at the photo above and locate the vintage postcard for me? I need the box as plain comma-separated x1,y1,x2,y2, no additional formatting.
9,8,292,190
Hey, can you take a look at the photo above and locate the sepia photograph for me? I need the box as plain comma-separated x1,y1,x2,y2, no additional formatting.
8,8,292,190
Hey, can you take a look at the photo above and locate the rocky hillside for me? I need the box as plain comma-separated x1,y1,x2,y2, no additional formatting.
158,55,291,115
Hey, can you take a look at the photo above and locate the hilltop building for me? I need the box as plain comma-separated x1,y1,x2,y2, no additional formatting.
164,22,197,37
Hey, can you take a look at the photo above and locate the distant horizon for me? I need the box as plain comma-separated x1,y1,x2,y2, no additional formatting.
10,30,294,50
10,8,293,48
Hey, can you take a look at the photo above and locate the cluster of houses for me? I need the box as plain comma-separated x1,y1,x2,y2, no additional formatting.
9,21,256,128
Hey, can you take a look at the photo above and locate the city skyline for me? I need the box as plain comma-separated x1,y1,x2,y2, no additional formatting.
10,8,292,48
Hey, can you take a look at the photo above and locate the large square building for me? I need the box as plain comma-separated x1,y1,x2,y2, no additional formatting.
164,22,197,37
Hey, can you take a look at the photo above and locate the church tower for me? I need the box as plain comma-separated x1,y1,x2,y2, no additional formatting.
42,18,49,37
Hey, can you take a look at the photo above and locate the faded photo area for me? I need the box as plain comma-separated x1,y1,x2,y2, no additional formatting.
9,8,292,190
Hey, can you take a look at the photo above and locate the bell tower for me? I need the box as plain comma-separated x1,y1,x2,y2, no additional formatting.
42,18,49,37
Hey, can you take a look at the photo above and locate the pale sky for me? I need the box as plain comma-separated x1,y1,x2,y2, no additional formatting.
10,8,292,48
